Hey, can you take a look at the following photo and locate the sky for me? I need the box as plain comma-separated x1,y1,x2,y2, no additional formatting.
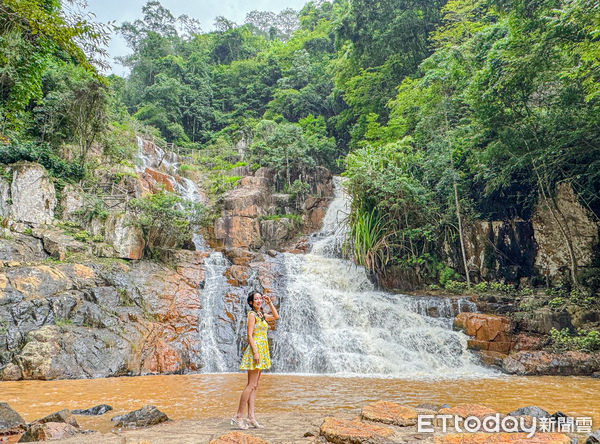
86,0,308,75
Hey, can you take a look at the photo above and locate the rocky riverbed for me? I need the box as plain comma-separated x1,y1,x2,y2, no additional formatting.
0,398,596,443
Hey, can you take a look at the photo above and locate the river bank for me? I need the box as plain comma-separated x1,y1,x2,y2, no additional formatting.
1,373,599,442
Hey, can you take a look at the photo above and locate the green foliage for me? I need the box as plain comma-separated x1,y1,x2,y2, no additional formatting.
128,190,204,255
0,141,85,182
0,0,111,128
444,280,469,294
437,264,460,286
550,328,600,352
549,297,565,310
347,207,390,274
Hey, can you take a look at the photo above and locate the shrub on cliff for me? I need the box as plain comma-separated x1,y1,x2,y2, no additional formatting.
128,190,203,257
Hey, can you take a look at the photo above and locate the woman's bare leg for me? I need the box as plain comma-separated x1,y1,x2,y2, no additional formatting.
247,369,262,420
235,369,259,419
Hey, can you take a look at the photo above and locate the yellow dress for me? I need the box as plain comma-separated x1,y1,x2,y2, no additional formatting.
239,310,271,370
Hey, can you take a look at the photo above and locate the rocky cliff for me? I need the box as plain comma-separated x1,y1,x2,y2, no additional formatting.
0,137,333,380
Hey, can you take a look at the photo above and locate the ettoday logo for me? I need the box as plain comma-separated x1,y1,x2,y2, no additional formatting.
417,414,593,438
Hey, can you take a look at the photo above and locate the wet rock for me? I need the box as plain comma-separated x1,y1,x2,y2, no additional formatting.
222,247,255,266
438,404,498,418
225,265,249,287
0,402,26,435
586,428,600,444
18,422,79,442
508,406,550,418
435,432,571,443
454,313,515,354
214,216,260,249
209,431,268,444
502,350,600,376
360,401,417,426
260,218,297,248
34,409,79,428
319,416,395,443
110,405,169,428
416,403,441,411
10,162,56,225
72,404,113,416
144,168,175,192
104,212,145,260
476,350,506,368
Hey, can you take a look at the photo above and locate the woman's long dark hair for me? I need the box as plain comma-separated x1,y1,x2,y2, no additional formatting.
247,290,265,320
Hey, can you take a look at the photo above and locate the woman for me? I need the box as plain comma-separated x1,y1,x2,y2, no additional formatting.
231,290,279,429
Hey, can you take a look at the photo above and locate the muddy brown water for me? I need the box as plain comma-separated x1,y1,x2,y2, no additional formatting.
1,373,598,433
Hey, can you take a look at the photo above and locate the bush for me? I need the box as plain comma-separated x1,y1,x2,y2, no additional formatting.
0,141,85,182
550,328,600,351
128,190,203,256
444,280,469,294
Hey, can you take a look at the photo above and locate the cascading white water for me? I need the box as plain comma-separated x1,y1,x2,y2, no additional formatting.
271,177,495,379
135,136,237,371
135,136,205,204
197,252,230,372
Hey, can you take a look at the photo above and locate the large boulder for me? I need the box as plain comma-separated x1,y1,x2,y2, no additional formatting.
72,404,112,416
360,401,417,426
508,406,550,418
104,212,145,260
319,416,395,443
110,405,169,428
0,402,26,435
17,325,130,380
454,312,515,354
10,162,56,225
33,409,79,428
18,422,79,442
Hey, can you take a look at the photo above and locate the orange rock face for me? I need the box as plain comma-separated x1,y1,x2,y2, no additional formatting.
209,431,268,444
454,312,515,354
434,432,571,443
320,416,395,443
360,401,418,426
144,167,175,192
225,265,250,287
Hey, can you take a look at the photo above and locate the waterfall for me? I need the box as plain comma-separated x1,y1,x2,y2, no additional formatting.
197,252,230,372
271,177,495,379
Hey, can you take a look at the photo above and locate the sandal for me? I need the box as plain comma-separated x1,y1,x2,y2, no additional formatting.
246,417,264,428
230,416,249,429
